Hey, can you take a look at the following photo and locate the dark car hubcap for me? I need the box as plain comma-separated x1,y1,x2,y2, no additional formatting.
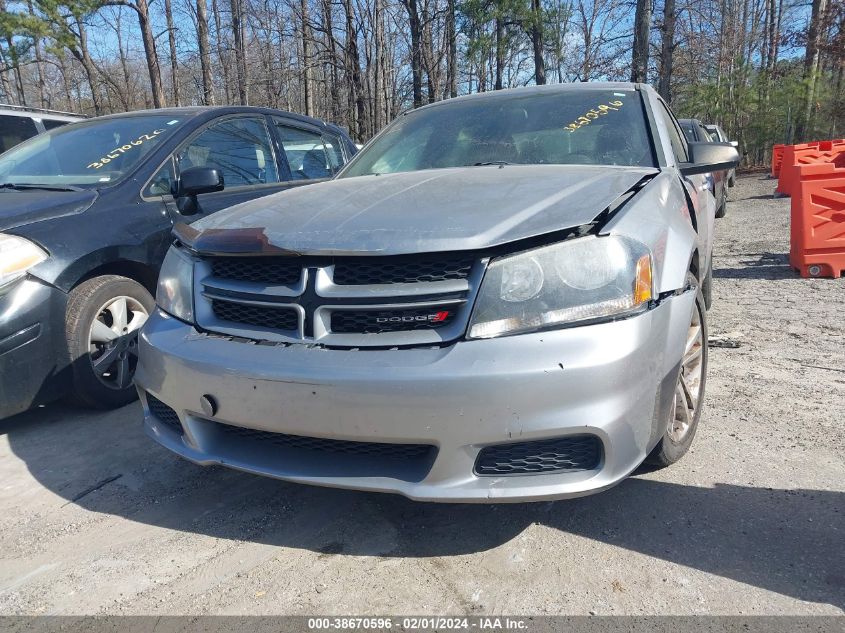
87,296,149,390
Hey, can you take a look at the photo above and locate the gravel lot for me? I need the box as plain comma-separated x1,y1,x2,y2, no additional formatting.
0,174,842,616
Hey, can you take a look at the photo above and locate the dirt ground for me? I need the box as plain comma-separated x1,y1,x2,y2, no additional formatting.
0,175,843,616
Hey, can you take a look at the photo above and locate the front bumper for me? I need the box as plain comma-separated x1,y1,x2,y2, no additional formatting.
0,278,69,419
136,290,695,502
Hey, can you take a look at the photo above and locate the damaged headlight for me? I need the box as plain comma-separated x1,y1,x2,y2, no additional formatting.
468,235,653,339
156,246,194,323
0,233,48,289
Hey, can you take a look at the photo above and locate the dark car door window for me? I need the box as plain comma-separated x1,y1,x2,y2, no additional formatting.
176,117,279,187
145,158,176,197
0,115,39,153
322,132,346,172
274,122,332,181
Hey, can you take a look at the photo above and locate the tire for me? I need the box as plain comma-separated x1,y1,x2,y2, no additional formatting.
715,187,727,218
702,258,713,311
65,275,154,409
646,273,708,468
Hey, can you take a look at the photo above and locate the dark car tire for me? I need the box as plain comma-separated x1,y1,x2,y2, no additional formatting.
65,275,154,409
646,274,708,468
702,258,713,311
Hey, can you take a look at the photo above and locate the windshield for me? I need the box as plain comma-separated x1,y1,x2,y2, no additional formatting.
340,89,654,178
0,114,184,188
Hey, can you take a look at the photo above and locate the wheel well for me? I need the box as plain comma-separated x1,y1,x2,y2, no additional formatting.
77,260,158,294
688,250,700,280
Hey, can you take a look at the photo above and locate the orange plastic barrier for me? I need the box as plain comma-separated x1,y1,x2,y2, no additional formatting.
790,162,845,278
771,144,785,178
777,143,845,196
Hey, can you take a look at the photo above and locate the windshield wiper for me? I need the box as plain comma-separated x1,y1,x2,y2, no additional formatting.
0,183,84,192
471,161,514,167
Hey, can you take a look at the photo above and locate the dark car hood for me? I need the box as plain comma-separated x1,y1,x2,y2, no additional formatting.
185,165,657,255
0,188,98,232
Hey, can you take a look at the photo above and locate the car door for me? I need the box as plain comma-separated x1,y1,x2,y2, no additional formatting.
149,114,297,226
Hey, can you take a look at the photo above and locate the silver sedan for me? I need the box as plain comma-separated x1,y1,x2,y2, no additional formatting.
136,82,739,502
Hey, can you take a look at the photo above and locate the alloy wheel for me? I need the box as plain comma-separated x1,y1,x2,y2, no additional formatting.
87,295,149,390
668,304,704,442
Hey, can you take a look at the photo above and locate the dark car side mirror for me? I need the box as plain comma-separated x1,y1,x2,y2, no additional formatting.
679,142,740,176
173,167,224,216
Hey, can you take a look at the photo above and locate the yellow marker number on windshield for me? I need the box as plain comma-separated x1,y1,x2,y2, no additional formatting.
565,100,624,133
87,129,166,169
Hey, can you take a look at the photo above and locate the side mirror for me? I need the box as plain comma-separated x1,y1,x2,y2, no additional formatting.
729,140,739,148
679,142,740,176
173,167,224,216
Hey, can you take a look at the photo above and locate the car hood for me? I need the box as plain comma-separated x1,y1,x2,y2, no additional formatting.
184,165,657,255
0,188,98,232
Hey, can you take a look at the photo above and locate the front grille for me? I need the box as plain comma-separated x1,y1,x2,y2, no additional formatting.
214,421,436,460
331,307,457,334
474,436,602,475
197,253,483,346
212,300,298,331
146,394,183,435
333,256,474,285
212,257,302,285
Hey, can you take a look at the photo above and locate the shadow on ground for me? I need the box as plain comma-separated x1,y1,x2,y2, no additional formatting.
714,253,797,280
3,403,843,610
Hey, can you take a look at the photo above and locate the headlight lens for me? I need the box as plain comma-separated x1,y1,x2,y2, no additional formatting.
0,234,48,288
156,246,194,323
468,235,653,339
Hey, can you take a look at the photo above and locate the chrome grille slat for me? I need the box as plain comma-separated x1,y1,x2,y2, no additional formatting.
193,255,486,347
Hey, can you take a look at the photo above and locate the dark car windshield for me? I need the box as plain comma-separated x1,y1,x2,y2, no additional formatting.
340,89,654,178
0,114,184,188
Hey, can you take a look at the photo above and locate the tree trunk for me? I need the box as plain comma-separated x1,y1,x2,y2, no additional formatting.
530,0,546,84
301,0,313,115
797,0,828,139
342,0,366,137
374,0,385,127
658,0,675,102
631,0,650,82
495,16,504,90
114,9,133,109
211,0,230,103
230,0,248,104
26,0,48,107
133,0,165,108
447,0,457,96
196,0,215,104
165,0,179,105
402,0,424,107
73,18,103,114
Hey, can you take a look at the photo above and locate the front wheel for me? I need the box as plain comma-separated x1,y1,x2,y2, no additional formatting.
65,275,154,409
646,275,708,467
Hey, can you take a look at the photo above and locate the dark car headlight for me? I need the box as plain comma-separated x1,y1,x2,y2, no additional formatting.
156,246,194,323
468,235,653,339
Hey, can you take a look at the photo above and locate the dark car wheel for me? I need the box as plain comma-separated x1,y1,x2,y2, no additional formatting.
65,275,154,409
646,274,707,467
